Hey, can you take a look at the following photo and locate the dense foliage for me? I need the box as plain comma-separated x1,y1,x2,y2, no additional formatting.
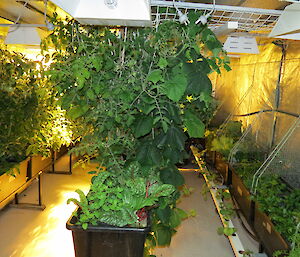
0,48,76,176
255,175,300,244
205,121,242,159
205,120,300,256
43,12,229,253
0,49,38,175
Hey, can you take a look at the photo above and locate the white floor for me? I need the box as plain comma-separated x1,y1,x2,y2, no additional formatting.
0,156,258,257
154,170,233,257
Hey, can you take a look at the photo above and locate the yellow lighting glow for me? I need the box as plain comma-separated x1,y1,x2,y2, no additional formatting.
4,161,95,257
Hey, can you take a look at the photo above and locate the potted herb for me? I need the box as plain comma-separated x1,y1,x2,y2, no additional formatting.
66,162,177,257
43,12,229,256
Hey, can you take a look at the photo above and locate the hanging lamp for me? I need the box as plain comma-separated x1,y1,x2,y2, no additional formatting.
50,0,152,27
269,3,300,39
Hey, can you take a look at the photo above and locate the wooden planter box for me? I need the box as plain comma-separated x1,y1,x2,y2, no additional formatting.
205,150,216,166
67,213,150,257
214,153,231,185
254,204,290,257
31,155,52,177
0,159,28,209
230,168,254,225
55,145,70,160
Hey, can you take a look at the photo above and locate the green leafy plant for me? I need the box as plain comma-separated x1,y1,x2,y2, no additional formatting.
233,160,262,188
239,250,253,257
43,11,229,254
0,48,39,175
205,121,242,160
193,147,238,237
211,135,234,158
255,175,300,244
217,224,237,237
216,189,237,236
205,118,299,255
68,162,176,228
0,47,80,177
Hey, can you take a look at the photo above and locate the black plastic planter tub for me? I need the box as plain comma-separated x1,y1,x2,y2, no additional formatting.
67,214,150,257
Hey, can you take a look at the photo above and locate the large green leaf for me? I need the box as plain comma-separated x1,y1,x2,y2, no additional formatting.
201,27,223,51
183,109,205,138
183,62,212,95
165,103,181,124
199,92,212,108
170,209,182,228
175,208,188,220
185,72,212,95
150,184,175,197
155,224,173,246
163,74,187,102
134,116,154,138
67,104,89,120
160,167,184,187
136,141,161,166
163,147,183,164
147,69,163,84
156,206,171,224
158,57,168,69
61,93,74,109
156,126,187,151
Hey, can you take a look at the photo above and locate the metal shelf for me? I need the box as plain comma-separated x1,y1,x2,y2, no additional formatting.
151,0,283,35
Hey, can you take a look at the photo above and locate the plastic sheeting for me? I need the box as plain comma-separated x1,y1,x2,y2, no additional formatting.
211,38,300,154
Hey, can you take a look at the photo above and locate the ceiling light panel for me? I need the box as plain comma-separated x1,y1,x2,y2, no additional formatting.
5,27,41,45
223,35,259,54
269,3,300,38
50,0,152,27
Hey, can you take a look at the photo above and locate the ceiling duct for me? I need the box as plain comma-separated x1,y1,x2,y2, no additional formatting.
269,3,300,39
50,0,152,27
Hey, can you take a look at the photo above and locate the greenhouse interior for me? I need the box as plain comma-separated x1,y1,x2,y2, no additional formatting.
0,0,299,257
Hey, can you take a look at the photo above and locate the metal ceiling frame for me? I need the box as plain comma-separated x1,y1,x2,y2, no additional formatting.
150,0,283,35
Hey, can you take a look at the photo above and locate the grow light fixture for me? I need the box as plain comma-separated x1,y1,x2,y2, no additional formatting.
50,0,152,27
1,0,54,45
4,27,43,45
269,3,300,39
223,36,259,54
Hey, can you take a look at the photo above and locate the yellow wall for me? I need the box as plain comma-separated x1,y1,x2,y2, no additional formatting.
212,38,300,150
